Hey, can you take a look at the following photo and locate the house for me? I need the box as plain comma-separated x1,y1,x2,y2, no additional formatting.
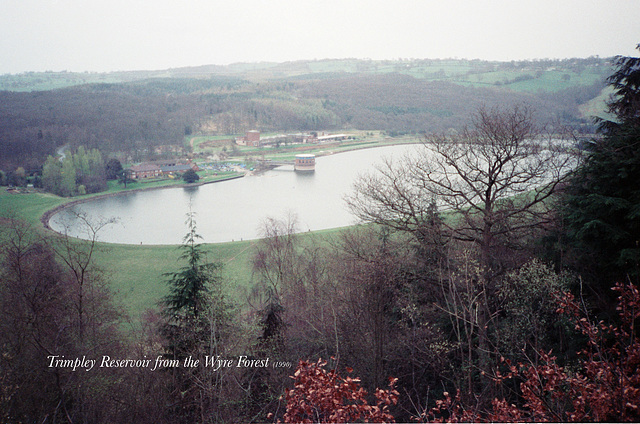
160,163,199,176
129,163,162,179
129,161,200,179
236,130,261,147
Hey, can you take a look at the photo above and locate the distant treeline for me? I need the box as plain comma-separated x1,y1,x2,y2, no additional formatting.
0,59,608,170
2,54,638,423
0,57,610,91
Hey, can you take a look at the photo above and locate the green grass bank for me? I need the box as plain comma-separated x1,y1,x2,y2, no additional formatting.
0,188,260,322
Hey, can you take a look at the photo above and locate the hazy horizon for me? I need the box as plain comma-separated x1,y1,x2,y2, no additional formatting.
1,54,628,76
2,0,639,75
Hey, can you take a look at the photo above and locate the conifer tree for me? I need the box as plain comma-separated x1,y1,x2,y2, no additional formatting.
163,209,220,324
160,209,230,422
562,45,640,286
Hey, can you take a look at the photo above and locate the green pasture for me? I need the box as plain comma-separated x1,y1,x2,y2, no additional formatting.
0,189,256,321
579,86,613,121
307,60,359,73
451,68,608,92
92,238,258,322
0,72,125,92
0,190,67,223
0,184,344,324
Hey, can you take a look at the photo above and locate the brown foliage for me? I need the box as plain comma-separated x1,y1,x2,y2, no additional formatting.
278,358,398,423
426,281,640,422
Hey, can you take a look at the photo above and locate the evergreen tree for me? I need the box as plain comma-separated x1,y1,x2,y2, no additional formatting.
160,210,238,422
163,210,219,321
562,45,640,286
182,168,200,183
105,158,123,180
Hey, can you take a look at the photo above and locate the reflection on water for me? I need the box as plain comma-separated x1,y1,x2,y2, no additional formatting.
49,145,419,244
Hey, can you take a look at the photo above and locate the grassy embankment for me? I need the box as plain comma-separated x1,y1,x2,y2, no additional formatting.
0,137,562,323
0,188,261,322
1,135,407,322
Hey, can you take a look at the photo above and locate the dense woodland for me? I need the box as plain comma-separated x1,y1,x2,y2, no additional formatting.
1,52,639,423
0,58,608,173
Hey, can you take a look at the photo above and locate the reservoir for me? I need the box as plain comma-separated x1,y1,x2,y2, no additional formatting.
49,144,419,245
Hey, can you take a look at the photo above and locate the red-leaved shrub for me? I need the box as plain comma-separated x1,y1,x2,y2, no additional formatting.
278,358,398,423
428,281,640,422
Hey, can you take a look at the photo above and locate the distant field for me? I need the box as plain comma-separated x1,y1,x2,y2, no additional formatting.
0,58,612,93
189,134,240,151
0,72,129,92
579,85,614,121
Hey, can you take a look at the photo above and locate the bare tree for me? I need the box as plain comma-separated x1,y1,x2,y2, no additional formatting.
252,213,302,306
1,215,128,423
49,211,117,342
330,226,410,389
251,212,338,356
346,105,576,395
348,105,574,263
0,218,69,422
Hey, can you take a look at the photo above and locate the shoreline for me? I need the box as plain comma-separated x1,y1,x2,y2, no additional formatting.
40,139,420,241
40,174,245,234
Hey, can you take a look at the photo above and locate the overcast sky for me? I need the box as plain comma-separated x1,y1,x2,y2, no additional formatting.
1,0,639,74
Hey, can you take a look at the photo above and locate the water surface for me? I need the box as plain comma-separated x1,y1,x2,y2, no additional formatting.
50,145,418,244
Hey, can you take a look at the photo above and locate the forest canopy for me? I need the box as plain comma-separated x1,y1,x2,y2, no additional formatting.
0,57,609,170
2,54,638,423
